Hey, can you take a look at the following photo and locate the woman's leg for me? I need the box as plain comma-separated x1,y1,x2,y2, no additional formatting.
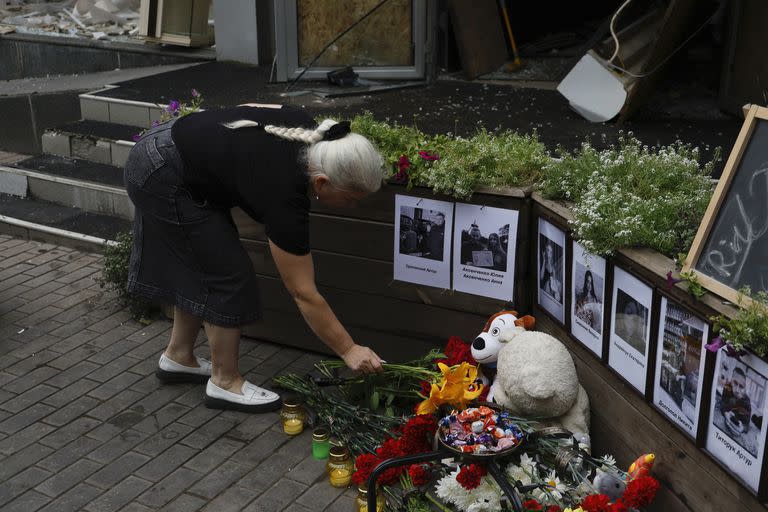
205,322,245,393
164,307,203,367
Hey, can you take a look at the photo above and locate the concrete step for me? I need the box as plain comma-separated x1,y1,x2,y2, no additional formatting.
0,193,129,251
42,120,138,168
80,88,168,129
1,155,133,220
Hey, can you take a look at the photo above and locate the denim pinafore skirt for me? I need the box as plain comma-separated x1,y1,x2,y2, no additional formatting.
123,119,261,327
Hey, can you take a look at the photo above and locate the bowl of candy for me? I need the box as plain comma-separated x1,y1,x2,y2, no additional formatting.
437,404,526,460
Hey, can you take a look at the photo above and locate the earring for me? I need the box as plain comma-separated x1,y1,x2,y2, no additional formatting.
314,194,319,200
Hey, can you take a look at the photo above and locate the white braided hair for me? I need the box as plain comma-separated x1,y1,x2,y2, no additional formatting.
223,118,383,193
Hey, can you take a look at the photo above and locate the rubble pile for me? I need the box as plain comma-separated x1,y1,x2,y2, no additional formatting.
0,0,141,41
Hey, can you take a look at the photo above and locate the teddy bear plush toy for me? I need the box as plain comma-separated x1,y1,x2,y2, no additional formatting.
471,310,591,449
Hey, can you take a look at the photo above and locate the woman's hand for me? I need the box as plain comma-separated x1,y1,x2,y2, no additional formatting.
340,344,385,374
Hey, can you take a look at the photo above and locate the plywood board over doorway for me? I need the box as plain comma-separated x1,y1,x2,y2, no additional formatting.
447,0,507,79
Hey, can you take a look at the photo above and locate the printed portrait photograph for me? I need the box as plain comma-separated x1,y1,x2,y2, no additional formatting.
713,355,767,458
458,221,510,272
538,234,564,304
573,260,603,334
614,289,648,354
658,303,704,423
399,206,447,261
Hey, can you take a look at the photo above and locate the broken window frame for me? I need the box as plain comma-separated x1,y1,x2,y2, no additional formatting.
273,0,427,82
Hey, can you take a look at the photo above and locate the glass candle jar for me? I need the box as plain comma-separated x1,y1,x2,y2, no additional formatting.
312,427,330,460
355,485,385,512
326,446,353,488
279,399,306,436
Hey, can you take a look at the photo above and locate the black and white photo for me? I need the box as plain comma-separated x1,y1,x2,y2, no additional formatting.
707,349,768,492
394,195,453,289
453,203,519,301
653,298,708,437
537,219,566,323
570,242,606,357
399,206,447,261
608,267,653,393
615,289,649,354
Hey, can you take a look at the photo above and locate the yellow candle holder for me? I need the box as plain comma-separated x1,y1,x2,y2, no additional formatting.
355,485,386,512
326,446,354,488
279,399,306,436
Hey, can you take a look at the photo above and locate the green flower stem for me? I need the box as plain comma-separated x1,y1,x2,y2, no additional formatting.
425,492,454,512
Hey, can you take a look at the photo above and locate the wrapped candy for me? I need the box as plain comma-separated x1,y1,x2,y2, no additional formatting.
438,408,523,454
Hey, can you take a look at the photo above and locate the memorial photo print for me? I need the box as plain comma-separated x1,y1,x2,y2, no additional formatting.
393,195,453,289
615,289,649,354
537,218,566,323
706,349,768,492
608,268,653,393
570,242,606,357
452,203,519,301
653,298,708,437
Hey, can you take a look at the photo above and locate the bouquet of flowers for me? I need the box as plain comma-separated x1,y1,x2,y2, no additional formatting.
274,336,661,512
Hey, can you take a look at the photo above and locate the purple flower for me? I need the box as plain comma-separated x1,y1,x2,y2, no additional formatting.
166,100,180,113
704,336,725,352
665,271,683,290
131,134,141,142
151,120,160,128
418,150,440,161
397,155,411,172
191,89,200,98
393,170,409,183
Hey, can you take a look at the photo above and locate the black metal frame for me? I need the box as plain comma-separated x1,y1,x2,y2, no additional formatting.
366,450,524,511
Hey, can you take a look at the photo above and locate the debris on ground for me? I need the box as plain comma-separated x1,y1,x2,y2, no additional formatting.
0,0,140,41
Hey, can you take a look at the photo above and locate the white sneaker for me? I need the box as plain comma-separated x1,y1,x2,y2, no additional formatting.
205,379,281,413
156,354,212,384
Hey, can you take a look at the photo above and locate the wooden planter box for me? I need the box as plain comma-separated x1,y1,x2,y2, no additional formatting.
530,192,766,512
234,182,531,363
226,181,768,511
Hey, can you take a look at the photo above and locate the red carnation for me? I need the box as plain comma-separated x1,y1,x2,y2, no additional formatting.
622,476,660,508
438,336,477,366
399,415,438,455
375,437,402,459
351,453,379,486
545,507,561,512
419,380,431,397
581,494,612,512
456,464,487,490
379,465,404,486
522,499,543,510
609,500,628,512
408,464,430,486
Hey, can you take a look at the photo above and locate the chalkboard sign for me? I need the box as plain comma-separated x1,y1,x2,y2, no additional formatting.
685,105,768,304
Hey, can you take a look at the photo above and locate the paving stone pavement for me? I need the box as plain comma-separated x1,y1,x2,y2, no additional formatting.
0,235,359,512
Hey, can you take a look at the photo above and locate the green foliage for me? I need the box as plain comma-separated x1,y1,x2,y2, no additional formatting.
679,270,706,300
712,288,768,357
100,231,157,323
540,134,719,257
424,129,548,198
351,112,549,199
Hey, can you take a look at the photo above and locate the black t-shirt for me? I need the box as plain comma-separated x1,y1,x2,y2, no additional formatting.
171,105,314,255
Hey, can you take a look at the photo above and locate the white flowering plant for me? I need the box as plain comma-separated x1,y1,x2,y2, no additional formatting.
539,134,719,258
